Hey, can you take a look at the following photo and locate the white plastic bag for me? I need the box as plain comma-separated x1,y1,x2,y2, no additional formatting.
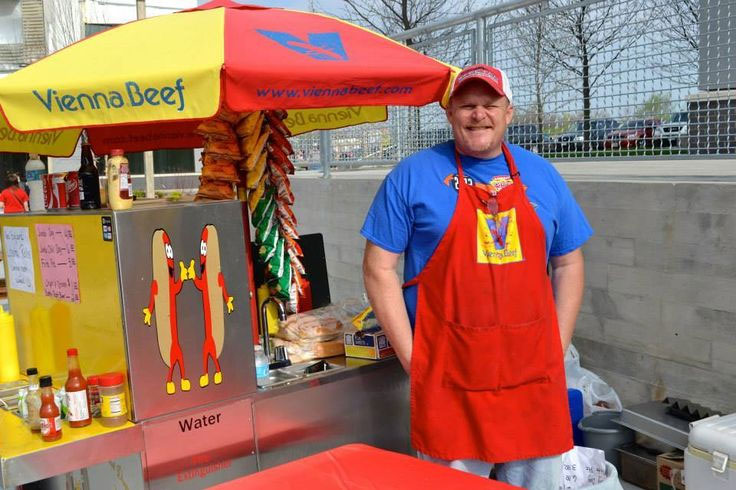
565,345,622,415
559,446,624,490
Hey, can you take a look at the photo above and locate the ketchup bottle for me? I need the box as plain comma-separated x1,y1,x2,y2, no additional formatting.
39,375,62,442
65,348,91,427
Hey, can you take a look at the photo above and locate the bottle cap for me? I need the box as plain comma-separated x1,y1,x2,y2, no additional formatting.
98,372,124,387
110,149,124,156
67,348,78,356
87,375,99,385
26,367,38,376
39,375,53,388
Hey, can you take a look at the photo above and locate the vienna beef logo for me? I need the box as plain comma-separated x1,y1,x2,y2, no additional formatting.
0,127,64,145
32,78,186,113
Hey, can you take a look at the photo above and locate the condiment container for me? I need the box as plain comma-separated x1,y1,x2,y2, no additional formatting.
98,372,128,427
39,375,61,442
64,348,91,427
25,367,42,431
87,374,101,418
106,149,133,210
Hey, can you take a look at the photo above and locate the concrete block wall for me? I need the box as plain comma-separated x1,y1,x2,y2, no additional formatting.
291,176,736,413
291,177,382,302
571,181,736,414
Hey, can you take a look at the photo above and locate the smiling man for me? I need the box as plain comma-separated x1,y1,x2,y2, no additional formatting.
361,64,593,489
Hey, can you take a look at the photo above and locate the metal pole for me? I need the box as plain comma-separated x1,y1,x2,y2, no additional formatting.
136,0,155,198
319,130,331,178
487,25,494,66
135,0,145,20
475,17,485,64
79,0,86,40
390,0,541,41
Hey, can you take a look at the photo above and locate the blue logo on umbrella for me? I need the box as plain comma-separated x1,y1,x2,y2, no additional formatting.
256,30,348,61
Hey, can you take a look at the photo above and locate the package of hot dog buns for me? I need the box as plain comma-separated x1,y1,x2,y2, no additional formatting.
275,304,345,342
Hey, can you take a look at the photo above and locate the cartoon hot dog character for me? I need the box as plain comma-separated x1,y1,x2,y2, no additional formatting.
191,224,234,387
143,229,191,395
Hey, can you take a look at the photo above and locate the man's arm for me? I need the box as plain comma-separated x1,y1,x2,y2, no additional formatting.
550,248,585,354
363,240,413,374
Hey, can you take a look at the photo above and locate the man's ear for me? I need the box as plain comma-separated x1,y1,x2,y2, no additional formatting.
505,104,514,125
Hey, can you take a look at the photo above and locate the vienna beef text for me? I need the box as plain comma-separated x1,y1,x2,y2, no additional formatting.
32,78,186,113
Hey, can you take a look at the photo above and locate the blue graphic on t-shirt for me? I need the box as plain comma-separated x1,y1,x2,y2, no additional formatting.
256,30,348,61
361,141,594,327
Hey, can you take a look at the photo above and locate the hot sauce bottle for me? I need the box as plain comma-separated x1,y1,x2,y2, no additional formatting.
65,348,91,428
39,375,62,442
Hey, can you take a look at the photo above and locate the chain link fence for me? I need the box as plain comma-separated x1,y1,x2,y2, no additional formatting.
291,0,736,172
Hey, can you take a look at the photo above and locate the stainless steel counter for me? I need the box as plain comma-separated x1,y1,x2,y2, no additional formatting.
0,413,144,489
1,356,409,489
254,356,410,470
253,356,400,398
142,355,410,489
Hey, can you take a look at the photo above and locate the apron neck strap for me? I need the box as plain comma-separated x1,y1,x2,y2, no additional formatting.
454,147,466,183
453,142,520,187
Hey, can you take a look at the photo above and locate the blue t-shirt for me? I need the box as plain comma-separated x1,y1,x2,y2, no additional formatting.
360,141,593,326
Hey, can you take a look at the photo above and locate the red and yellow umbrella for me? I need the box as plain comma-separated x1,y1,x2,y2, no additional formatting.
0,0,457,156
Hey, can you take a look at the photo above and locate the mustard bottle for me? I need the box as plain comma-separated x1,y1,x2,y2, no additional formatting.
106,149,133,210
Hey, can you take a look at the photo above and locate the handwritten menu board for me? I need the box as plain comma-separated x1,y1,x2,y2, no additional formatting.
35,224,80,303
3,226,35,293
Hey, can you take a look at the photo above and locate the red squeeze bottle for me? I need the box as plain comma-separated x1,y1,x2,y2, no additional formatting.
39,375,62,442
65,348,91,427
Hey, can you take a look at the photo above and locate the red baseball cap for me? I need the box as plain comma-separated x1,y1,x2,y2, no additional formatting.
450,64,513,104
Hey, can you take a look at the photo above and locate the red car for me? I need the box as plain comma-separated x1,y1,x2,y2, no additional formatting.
604,119,660,149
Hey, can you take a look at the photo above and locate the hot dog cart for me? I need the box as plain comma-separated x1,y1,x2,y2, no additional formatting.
0,201,410,489
0,2,457,487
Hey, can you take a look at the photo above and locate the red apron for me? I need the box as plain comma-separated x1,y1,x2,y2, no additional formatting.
405,143,572,463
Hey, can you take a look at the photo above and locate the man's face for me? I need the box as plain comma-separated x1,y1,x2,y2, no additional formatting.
446,80,513,159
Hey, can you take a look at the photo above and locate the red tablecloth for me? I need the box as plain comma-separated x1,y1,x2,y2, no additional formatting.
210,444,520,489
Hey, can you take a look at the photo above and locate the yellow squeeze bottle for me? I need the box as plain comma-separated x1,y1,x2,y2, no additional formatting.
0,308,20,383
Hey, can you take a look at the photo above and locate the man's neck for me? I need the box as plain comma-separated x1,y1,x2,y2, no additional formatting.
455,144,503,160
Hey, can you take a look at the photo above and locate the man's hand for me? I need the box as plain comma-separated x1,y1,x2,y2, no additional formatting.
363,240,413,375
550,248,585,354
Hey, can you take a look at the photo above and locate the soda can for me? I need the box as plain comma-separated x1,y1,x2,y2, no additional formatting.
42,174,55,210
65,171,80,209
52,173,67,209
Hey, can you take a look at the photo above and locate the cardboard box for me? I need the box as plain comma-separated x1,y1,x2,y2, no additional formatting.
657,451,685,490
344,327,395,360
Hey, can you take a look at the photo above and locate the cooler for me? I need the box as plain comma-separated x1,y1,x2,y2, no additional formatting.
685,413,736,490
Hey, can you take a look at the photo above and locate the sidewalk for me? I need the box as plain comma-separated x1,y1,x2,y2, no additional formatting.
294,157,736,182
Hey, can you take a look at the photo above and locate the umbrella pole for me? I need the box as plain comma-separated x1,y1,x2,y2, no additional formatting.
144,152,155,198
319,130,331,178
135,1,156,199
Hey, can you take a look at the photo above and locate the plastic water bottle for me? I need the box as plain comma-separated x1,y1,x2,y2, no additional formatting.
25,154,46,212
254,345,269,383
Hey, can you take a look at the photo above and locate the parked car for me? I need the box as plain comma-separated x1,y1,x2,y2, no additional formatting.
506,124,552,153
604,119,660,149
654,112,688,147
556,119,619,151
